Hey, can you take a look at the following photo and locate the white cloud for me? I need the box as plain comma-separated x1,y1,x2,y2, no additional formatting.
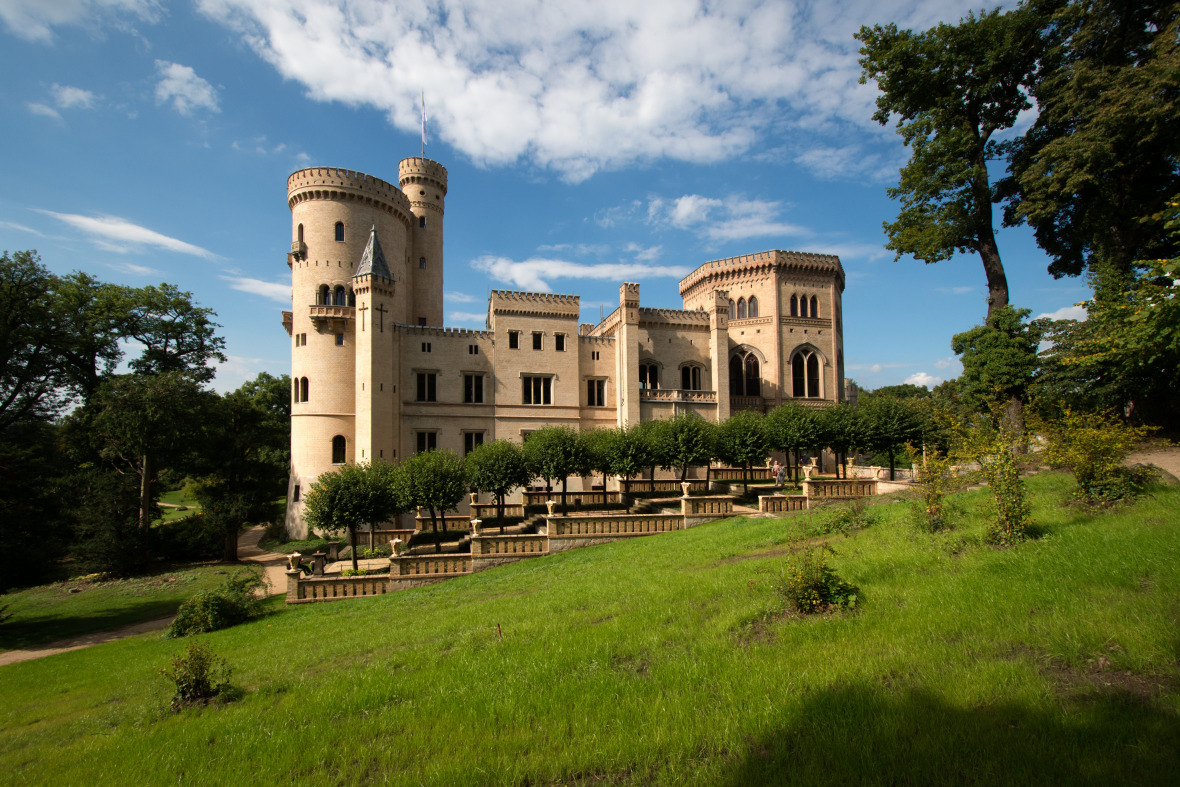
196,0,998,181
471,255,689,292
932,356,956,370
155,60,220,116
222,275,290,303
0,219,44,235
1036,304,1087,322
37,209,220,259
445,291,479,303
0,0,158,42
845,362,907,374
794,144,897,182
106,261,160,276
905,372,942,388
51,83,97,109
27,102,62,120
447,310,488,325
936,286,976,295
625,243,662,262
649,194,810,241
210,353,283,394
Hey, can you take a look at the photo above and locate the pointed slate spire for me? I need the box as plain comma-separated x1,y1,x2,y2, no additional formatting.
354,225,393,280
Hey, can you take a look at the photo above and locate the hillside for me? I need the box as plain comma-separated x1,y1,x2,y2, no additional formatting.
2,472,1178,785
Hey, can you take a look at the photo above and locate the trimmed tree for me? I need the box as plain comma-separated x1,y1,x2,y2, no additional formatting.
522,425,588,515
766,403,822,483
859,396,924,481
465,439,529,529
599,425,655,507
399,449,467,553
302,460,401,572
816,403,863,479
716,410,770,495
655,412,717,484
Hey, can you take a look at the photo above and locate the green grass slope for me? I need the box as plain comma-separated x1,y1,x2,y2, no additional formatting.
2,472,1178,785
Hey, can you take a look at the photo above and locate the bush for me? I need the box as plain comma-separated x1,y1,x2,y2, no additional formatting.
152,514,222,562
801,499,877,537
166,569,264,638
907,444,957,532
1042,410,1152,504
160,641,232,710
773,545,860,614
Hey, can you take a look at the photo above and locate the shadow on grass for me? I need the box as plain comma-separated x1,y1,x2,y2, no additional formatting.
0,600,181,651
724,681,1180,786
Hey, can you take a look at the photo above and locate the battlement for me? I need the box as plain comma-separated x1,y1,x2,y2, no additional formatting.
678,249,844,296
638,307,710,326
396,324,492,340
578,334,616,347
489,290,580,316
287,167,412,216
398,157,448,195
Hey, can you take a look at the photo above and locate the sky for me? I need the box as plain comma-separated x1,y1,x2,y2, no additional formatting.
0,0,1090,394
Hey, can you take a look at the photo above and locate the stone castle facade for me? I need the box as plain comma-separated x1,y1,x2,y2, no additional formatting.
282,157,848,537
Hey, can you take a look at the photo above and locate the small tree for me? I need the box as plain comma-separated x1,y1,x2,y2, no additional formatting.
859,396,924,480
399,450,466,553
599,425,655,506
302,461,400,571
523,426,587,515
465,440,529,528
816,403,863,479
716,410,770,495
655,412,717,484
1041,410,1151,503
951,305,1039,442
959,415,1030,545
581,428,614,492
766,403,822,482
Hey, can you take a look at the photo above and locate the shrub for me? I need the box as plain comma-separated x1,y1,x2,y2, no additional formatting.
981,437,1030,545
152,514,222,562
1042,410,1152,503
160,641,232,710
907,443,956,532
167,569,264,638
802,498,877,537
773,545,860,614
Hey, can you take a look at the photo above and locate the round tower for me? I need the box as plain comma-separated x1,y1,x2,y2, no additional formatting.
284,167,414,537
398,157,447,327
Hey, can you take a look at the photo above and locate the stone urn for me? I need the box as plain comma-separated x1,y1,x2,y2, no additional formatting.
681,481,693,497
391,538,406,556
546,500,557,516
288,552,302,571
802,465,814,480
470,518,483,536
469,492,478,505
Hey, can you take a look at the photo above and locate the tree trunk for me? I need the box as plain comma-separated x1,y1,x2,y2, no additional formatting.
561,477,569,516
497,493,505,532
973,161,1009,321
888,447,896,481
430,506,441,554
138,453,153,533
1004,395,1026,454
349,527,359,572
223,527,238,562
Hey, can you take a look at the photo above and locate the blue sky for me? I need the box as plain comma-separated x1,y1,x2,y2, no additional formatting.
0,0,1088,393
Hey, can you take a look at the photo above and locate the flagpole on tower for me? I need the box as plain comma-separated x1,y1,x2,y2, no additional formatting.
420,90,427,157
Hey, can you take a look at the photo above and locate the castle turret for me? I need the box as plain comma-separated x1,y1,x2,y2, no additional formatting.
398,158,447,328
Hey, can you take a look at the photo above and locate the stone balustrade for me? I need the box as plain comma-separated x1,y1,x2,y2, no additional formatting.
682,495,735,527
470,502,525,520
472,534,549,557
522,490,622,507
390,554,472,578
623,479,708,494
709,466,773,481
285,571,391,604
364,529,416,547
413,512,472,532
758,495,808,513
548,514,683,538
802,478,878,499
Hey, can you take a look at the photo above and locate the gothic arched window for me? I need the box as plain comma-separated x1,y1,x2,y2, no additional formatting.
737,298,747,319
748,296,758,318
730,349,762,396
331,435,346,464
334,222,345,242
318,284,330,305
790,295,798,317
791,349,822,398
810,295,819,318
300,376,309,402
639,362,659,390
680,364,703,390
333,285,347,306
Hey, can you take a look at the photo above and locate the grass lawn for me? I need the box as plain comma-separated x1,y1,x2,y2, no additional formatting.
0,566,239,652
155,489,203,523
1,472,1178,784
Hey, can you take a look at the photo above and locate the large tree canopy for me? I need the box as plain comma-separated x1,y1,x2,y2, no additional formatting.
857,9,1040,319
1000,0,1180,282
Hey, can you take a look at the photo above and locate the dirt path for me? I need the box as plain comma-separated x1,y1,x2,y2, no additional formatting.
1,527,288,668
1125,446,1180,481
0,616,175,667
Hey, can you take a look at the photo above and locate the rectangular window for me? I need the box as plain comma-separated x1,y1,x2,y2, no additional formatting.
463,431,484,455
532,331,543,350
555,333,565,352
522,375,552,405
416,372,437,402
293,484,300,502
419,257,426,269
416,431,437,453
468,344,478,355
419,317,427,326
508,330,519,349
421,342,431,352
335,333,344,346
464,373,484,404
591,350,599,361
587,378,606,407
419,216,426,228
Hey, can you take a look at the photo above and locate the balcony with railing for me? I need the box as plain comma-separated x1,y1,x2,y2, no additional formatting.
309,304,355,329
639,388,717,403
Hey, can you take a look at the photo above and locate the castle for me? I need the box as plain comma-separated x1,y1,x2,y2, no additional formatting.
281,157,848,537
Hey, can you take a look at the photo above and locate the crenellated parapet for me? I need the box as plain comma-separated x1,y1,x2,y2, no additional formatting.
489,289,580,317
287,167,414,225
638,307,710,330
578,334,616,347
397,157,448,197
679,249,845,301
396,324,492,340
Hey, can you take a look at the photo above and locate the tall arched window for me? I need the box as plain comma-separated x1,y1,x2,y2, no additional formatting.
680,364,703,390
297,224,304,242
790,295,798,317
334,222,345,242
331,435,346,464
318,285,330,305
800,295,809,318
791,350,822,398
737,298,747,319
748,296,758,318
300,377,309,402
292,378,299,403
348,289,356,307
639,362,659,390
729,299,736,317
730,349,762,396
333,286,346,305
810,296,819,318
